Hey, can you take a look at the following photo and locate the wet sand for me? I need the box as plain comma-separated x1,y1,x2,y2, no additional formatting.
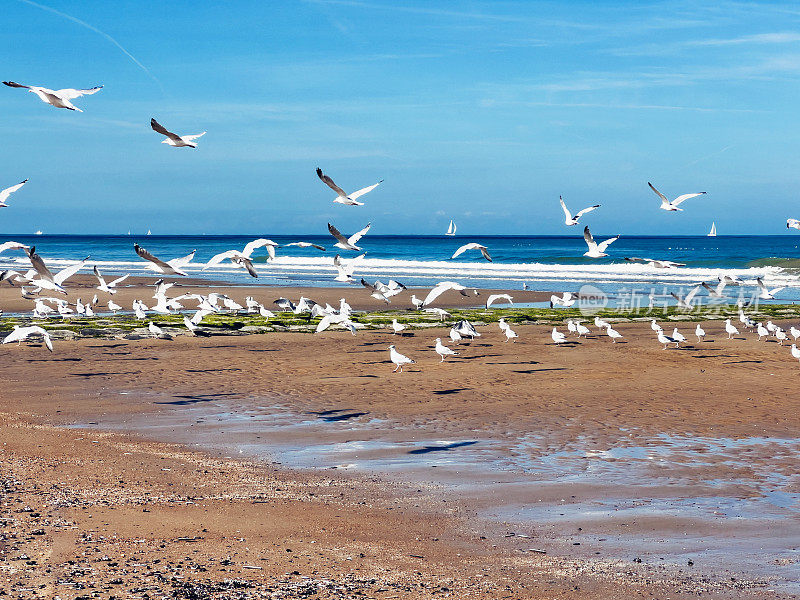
2,286,800,597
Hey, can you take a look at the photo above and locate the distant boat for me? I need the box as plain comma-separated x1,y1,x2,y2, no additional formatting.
34,230,43,235
446,219,456,236
708,222,716,237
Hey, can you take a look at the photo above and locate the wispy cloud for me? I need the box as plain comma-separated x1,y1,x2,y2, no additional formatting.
688,31,800,46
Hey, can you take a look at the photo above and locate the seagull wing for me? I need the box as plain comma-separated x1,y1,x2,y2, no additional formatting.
316,168,347,197
242,238,277,258
0,241,29,254
204,250,240,269
348,222,372,245
597,235,620,253
56,86,102,99
233,256,258,278
671,192,706,206
26,247,55,282
327,223,351,246
150,118,183,143
167,250,195,272
574,204,601,218
347,180,383,201
3,81,32,90
583,227,598,253
685,284,702,303
0,180,28,204
182,132,206,141
648,182,669,204
109,273,130,287
134,243,175,274
559,196,572,221
423,281,464,306
479,246,492,262
92,265,107,287
756,277,768,293
53,258,88,286
451,243,473,259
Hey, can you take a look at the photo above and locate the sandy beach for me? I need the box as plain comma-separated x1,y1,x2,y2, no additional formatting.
2,281,799,599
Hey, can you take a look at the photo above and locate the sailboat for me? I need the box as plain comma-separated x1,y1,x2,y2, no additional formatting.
445,219,456,236
707,222,716,237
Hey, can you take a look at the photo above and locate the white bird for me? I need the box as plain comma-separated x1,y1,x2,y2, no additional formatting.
624,257,686,269
183,315,199,334
559,196,600,226
766,321,778,333
504,326,518,342
695,323,706,342
755,277,784,300
776,328,788,345
449,327,462,344
0,241,29,255
422,281,466,307
670,285,702,310
701,280,727,298
434,338,458,362
133,300,147,320
273,297,296,312
222,297,243,311
2,325,52,351
790,326,800,340
498,318,510,333
720,274,744,285
391,319,406,335
107,300,122,313
452,319,481,340
575,322,591,337
284,241,326,251
25,248,88,294
92,266,129,294
486,293,513,308
150,118,205,148
411,295,424,310
315,312,361,335
424,307,450,321
388,345,414,373
791,344,800,362
566,319,578,335
787,219,800,230
757,323,769,340
316,167,382,206
0,180,28,207
85,303,94,317
583,226,619,258
671,327,686,345
134,244,194,276
550,292,577,308
328,222,371,251
648,182,706,211
259,305,275,319
657,331,678,349
606,325,623,343
339,298,352,316
148,322,166,338
451,243,492,262
333,253,365,283
551,327,567,345
595,316,610,330
3,81,102,112
204,238,279,276
650,319,663,333
725,319,740,339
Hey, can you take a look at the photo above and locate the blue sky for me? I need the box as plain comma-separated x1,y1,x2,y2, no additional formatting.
2,0,800,235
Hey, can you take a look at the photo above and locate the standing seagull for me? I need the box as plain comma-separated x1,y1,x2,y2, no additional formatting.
551,327,567,345
434,338,458,362
316,168,383,206
695,323,706,342
328,222,371,251
0,180,28,207
388,345,414,373
648,182,706,212
725,318,740,339
583,226,619,258
134,244,195,276
150,118,206,148
606,324,623,343
559,196,600,226
451,243,492,262
3,81,102,112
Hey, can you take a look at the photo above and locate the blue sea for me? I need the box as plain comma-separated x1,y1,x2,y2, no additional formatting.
2,233,800,305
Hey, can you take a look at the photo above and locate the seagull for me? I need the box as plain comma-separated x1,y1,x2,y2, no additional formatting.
25,248,88,293
150,118,205,148
670,285,702,310
776,328,788,345
0,180,28,207
134,244,194,276
328,222,371,251
550,292,577,308
650,319,663,333
595,316,610,330
791,344,800,362
606,325,623,343
92,266,129,294
3,81,102,112
2,325,52,351
284,241,326,251
498,318,510,333
411,295,424,310
333,253,365,283
719,274,743,286
434,338,458,362
725,318,739,339
316,168,383,206
624,257,686,269
424,307,450,321
451,243,492,262
274,297,296,312
575,322,591,337
695,323,706,342
449,326,462,344
790,326,800,340
391,319,406,335
766,321,778,333
671,327,686,346
0,241,29,255
583,226,619,258
148,322,170,339
107,300,122,313
133,300,148,320
183,315,200,335
648,182,706,211
504,325,518,342
422,281,467,306
755,277,784,300
204,239,279,277
701,280,727,298
566,319,578,335
559,196,600,226
388,345,414,373
657,331,678,349
757,323,769,341
453,319,481,340
787,219,800,230
486,293,513,309
551,327,567,345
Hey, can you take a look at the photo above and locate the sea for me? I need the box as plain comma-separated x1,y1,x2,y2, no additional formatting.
2,233,800,307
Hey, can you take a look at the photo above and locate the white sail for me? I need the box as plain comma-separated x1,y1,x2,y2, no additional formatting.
446,219,456,236
708,222,716,237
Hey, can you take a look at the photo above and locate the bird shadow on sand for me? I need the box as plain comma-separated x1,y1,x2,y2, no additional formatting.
185,367,243,373
70,370,142,377
357,341,388,347
320,374,379,379
307,409,370,422
458,354,502,360
486,360,540,365
513,367,568,374
88,343,127,349
723,359,763,365
27,357,81,362
245,348,281,353
432,388,470,395
408,440,478,455
156,392,242,405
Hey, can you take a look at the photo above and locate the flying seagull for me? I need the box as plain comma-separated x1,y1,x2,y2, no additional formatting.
670,285,702,309
648,182,706,212
422,281,467,306
316,168,383,206
486,293,513,309
333,253,365,283
624,257,686,269
25,247,88,293
2,325,53,351
284,241,326,251
0,241,29,255
550,292,577,308
328,222,371,251
203,238,279,278
787,219,800,230
0,180,28,207
3,81,102,112
150,118,206,148
451,243,492,262
559,196,600,226
755,277,784,300
583,226,619,258
134,244,194,276
92,266,130,294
